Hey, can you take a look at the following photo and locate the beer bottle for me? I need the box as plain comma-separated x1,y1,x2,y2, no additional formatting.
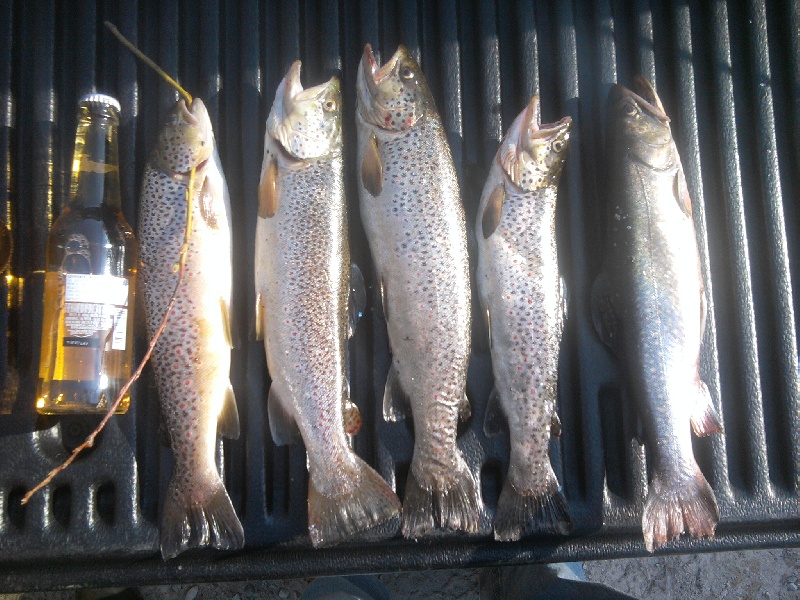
36,93,138,414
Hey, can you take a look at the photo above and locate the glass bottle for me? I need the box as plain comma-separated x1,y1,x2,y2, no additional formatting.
36,93,138,414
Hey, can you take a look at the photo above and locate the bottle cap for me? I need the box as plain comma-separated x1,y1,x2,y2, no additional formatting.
78,93,121,115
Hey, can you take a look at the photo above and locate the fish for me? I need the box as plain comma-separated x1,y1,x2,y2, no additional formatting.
139,98,244,559
254,61,401,547
592,77,722,552
475,96,573,541
356,44,483,538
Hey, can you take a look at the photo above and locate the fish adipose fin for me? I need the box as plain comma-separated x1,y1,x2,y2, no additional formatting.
483,387,507,437
268,386,303,445
642,468,719,552
217,383,240,439
382,364,410,422
690,381,723,436
401,454,483,538
361,134,383,197
493,475,572,542
307,456,401,547
160,479,245,560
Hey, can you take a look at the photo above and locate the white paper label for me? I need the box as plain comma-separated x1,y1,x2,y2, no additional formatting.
63,274,130,351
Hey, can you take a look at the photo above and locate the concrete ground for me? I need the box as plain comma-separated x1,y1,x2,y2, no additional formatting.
1,547,798,598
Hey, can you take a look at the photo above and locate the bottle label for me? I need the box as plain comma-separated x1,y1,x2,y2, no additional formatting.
63,274,129,351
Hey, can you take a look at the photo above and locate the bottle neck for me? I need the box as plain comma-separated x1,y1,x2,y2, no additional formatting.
70,113,121,210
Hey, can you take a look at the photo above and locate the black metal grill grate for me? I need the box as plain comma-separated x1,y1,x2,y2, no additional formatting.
0,0,798,591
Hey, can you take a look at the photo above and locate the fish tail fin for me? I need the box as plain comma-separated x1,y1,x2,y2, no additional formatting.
160,477,245,560
401,453,483,538
642,467,718,552
307,456,401,547
493,470,572,542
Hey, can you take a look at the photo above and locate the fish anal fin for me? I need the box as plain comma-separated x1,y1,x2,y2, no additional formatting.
482,183,506,239
217,384,240,439
483,387,507,437
591,273,619,352
258,157,278,218
343,399,362,437
268,386,302,446
361,135,383,197
382,364,410,422
690,381,723,436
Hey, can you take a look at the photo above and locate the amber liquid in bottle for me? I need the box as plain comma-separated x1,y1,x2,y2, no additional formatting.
36,94,138,414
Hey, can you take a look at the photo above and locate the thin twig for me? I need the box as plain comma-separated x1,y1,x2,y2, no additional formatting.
22,167,197,505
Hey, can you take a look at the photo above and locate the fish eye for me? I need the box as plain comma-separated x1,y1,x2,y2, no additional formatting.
624,102,638,116
323,99,337,113
552,140,564,152
400,66,414,80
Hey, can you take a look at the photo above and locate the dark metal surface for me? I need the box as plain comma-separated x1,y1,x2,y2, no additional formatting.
0,0,797,592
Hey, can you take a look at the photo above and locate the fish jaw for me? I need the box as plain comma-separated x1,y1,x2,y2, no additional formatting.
266,61,342,163
152,98,214,175
357,44,425,132
608,81,675,169
498,95,572,192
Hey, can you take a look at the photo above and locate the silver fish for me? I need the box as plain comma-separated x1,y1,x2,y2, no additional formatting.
255,61,401,547
475,96,572,541
592,77,722,552
139,98,243,559
356,44,483,538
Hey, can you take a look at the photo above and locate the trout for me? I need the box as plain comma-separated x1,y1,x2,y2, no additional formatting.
475,96,572,541
255,62,401,547
592,77,722,551
139,98,243,559
356,44,482,538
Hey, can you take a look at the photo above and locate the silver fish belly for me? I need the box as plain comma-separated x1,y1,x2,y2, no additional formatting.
593,77,722,552
476,97,572,541
139,98,243,560
255,63,400,547
356,44,482,538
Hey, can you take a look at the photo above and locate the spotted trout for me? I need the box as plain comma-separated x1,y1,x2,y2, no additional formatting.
255,62,401,547
592,77,722,551
475,96,572,541
139,98,243,559
356,44,482,538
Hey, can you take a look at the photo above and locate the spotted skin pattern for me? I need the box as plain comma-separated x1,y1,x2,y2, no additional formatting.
357,45,482,539
476,98,572,541
255,65,400,547
139,99,242,559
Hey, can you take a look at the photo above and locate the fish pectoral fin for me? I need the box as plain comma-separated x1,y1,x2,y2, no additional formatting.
690,381,723,436
674,166,693,218
217,383,240,439
590,272,620,352
483,387,507,437
267,386,303,446
199,172,224,229
382,364,410,422
482,183,506,239
377,275,389,322
560,276,569,323
258,157,279,218
550,412,563,438
254,292,264,341
458,394,472,422
343,399,362,436
220,298,235,348
158,419,172,448
361,134,383,197
348,263,367,338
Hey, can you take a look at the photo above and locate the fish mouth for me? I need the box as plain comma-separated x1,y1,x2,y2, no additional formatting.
611,80,670,123
179,99,199,127
281,60,305,117
362,44,405,98
512,96,572,149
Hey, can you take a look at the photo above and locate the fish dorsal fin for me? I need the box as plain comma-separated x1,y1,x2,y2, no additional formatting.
362,134,383,197
258,157,278,218
217,383,240,439
342,399,362,436
483,387,507,437
348,263,367,338
268,386,302,446
674,166,693,218
254,292,264,341
482,183,506,239
382,364,410,422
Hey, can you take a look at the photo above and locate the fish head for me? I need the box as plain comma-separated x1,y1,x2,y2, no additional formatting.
357,44,431,132
153,98,214,174
267,61,342,161
609,77,674,166
498,96,572,191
